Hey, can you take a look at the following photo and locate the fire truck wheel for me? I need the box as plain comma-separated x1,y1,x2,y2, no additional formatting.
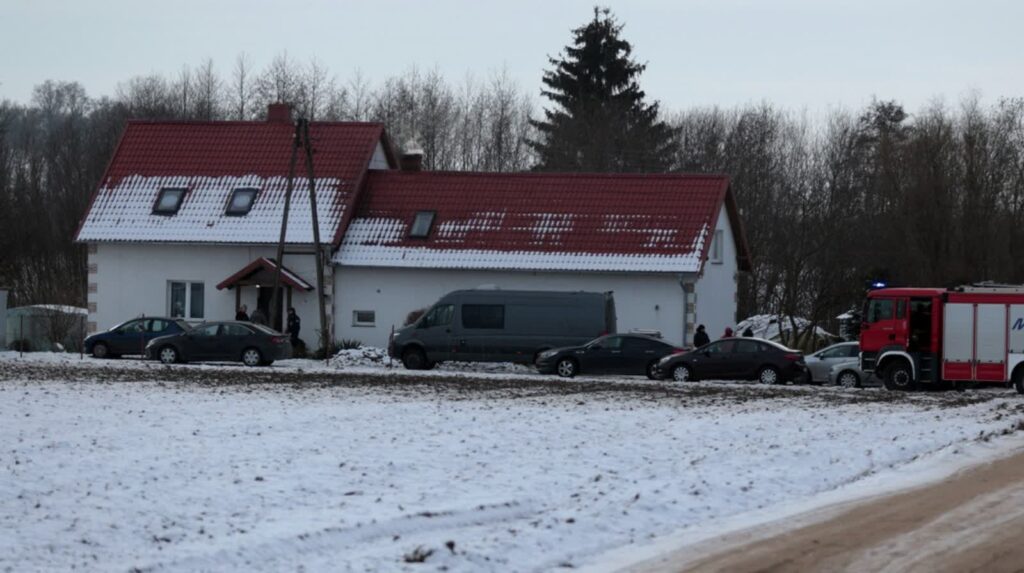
883,361,917,391
1013,368,1024,395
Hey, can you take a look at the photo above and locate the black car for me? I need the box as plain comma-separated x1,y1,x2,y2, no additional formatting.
535,334,684,378
145,321,291,367
655,337,807,384
85,317,190,358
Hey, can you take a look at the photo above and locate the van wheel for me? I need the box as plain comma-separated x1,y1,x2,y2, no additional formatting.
556,358,578,378
883,361,917,391
402,348,428,370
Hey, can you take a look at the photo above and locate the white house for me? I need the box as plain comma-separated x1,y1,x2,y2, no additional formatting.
76,104,751,350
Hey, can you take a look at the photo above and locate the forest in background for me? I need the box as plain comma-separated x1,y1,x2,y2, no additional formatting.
3,48,1024,337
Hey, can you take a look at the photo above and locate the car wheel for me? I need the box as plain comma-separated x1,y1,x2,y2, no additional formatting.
838,370,861,389
92,342,109,359
883,361,916,391
242,348,263,367
646,361,659,380
402,348,428,370
556,358,578,378
158,345,179,365
758,366,780,385
672,364,692,382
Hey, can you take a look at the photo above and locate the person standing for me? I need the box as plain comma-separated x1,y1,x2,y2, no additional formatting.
287,307,301,346
722,327,734,338
742,326,754,337
235,304,249,321
250,307,268,326
693,324,710,348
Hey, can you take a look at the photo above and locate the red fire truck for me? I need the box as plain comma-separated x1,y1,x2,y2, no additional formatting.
860,285,1024,393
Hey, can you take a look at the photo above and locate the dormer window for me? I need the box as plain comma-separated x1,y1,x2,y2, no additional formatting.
409,211,436,238
225,188,259,216
153,188,187,215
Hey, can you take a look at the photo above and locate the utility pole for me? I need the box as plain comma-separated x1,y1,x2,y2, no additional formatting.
300,119,331,359
269,121,301,334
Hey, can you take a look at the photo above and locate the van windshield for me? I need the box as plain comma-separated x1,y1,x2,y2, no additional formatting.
420,304,453,328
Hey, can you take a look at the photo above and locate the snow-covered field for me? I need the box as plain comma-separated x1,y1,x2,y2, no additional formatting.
2,352,1023,572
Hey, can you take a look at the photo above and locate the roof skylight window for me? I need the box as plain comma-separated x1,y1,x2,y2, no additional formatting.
409,211,436,238
152,188,187,215
225,187,260,216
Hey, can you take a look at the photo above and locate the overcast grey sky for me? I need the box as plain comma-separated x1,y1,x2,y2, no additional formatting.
3,0,1022,113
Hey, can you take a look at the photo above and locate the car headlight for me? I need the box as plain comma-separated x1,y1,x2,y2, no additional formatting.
538,350,558,360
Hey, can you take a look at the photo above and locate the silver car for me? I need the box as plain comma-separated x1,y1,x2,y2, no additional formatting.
804,342,860,383
828,359,881,388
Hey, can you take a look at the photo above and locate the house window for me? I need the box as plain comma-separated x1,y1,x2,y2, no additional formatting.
462,304,505,329
168,281,204,319
409,211,436,238
153,188,187,215
710,230,724,264
353,310,376,327
225,188,259,216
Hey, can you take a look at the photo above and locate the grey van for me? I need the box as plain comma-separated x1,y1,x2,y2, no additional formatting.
389,289,616,369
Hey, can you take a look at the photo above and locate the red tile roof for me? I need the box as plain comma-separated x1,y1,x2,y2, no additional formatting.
75,120,388,245
335,171,751,273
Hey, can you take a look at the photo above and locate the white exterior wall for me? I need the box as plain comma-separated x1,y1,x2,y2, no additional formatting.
694,208,740,340
333,267,692,348
89,244,324,348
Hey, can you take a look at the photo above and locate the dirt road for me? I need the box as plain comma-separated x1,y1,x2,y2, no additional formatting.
628,447,1024,573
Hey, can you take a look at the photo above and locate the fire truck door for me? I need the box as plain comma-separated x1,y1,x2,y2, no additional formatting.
942,303,974,381
974,304,1007,382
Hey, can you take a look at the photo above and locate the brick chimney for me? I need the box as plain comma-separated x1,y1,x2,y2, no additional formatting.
400,139,425,172
267,103,293,124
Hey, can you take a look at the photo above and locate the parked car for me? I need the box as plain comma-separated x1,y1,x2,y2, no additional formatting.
804,341,860,384
654,337,807,384
145,321,291,366
85,317,190,358
828,359,881,388
390,289,616,369
535,334,684,378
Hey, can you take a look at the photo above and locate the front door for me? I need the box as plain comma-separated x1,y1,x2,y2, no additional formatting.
417,304,454,362
697,340,737,379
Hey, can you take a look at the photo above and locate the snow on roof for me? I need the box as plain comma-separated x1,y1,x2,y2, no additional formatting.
12,305,88,315
735,314,835,341
75,120,386,245
77,175,346,244
335,171,736,273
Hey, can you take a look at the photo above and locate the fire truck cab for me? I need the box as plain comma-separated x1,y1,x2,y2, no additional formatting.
860,285,1024,393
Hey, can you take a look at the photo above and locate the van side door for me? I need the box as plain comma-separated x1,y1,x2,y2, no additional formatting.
459,303,505,362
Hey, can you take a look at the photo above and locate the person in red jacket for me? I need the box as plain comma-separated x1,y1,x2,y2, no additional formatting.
722,327,734,338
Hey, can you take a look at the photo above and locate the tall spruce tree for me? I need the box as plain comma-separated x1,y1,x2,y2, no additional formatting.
529,8,677,172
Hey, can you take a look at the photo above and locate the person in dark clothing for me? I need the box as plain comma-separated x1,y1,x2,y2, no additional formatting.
287,307,301,345
742,326,754,337
250,307,268,326
693,324,711,348
235,304,249,321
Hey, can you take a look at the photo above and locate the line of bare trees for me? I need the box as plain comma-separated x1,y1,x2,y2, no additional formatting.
3,54,1024,340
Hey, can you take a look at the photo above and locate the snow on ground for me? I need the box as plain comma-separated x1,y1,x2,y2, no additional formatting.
2,352,1024,572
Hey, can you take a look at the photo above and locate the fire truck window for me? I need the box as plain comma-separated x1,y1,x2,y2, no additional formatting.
867,299,894,323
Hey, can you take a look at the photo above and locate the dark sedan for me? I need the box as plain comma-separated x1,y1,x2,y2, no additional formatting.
145,321,291,367
535,334,684,378
655,337,807,384
85,317,190,358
